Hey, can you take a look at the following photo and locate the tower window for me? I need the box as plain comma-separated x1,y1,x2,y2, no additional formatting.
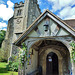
17,9,22,16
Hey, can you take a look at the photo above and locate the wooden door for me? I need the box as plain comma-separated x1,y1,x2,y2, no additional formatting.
46,52,59,75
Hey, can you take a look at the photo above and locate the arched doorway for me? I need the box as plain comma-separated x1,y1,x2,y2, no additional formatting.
31,40,72,75
46,52,59,75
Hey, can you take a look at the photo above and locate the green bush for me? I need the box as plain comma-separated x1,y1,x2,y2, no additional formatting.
6,60,19,72
0,30,6,47
70,41,75,62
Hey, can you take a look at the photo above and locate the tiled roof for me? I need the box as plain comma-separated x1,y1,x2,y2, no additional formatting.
64,19,75,29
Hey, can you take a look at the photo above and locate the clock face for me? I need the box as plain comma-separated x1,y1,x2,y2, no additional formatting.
16,18,21,24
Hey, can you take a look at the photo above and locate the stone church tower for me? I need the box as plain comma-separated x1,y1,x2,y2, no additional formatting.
1,0,41,59
2,0,75,75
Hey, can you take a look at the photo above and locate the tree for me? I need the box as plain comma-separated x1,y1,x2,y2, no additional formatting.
0,30,6,47
0,30,6,62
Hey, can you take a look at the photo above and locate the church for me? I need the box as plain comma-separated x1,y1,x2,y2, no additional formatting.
2,0,75,75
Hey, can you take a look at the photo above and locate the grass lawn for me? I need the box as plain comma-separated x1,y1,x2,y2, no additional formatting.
0,62,18,75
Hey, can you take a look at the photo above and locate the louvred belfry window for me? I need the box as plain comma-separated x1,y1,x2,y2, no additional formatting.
17,9,22,16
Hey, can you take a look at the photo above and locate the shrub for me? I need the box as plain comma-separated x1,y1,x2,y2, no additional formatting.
70,41,75,62
6,60,19,72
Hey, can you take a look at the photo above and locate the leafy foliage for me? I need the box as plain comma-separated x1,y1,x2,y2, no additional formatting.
19,43,28,67
70,41,75,62
6,42,28,72
6,61,19,72
0,30,6,47
0,62,18,75
6,55,19,72
0,30,7,62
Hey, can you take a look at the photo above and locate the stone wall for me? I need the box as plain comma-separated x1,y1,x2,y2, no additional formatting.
23,0,41,30
26,49,38,74
14,2,24,34
1,0,41,59
72,60,75,75
1,39,10,61
18,48,38,75
23,39,73,75
1,17,14,60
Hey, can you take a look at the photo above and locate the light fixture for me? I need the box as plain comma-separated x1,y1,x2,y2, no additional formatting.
44,17,49,31
44,24,49,31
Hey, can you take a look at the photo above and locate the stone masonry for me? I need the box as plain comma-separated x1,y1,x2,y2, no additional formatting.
1,0,41,59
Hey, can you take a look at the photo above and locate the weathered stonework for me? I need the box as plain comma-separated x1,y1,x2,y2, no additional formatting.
1,0,75,75
2,0,41,58
1,17,14,60
22,38,74,75
16,12,74,75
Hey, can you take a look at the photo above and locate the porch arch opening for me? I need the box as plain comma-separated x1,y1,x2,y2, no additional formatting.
30,40,72,75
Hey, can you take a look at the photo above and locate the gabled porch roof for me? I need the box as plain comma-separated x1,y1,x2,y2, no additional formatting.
14,9,75,46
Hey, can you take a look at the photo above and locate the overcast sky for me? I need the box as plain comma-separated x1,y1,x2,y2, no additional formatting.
0,0,75,31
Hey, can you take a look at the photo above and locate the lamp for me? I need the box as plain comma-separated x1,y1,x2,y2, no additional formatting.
44,24,49,31
44,18,49,31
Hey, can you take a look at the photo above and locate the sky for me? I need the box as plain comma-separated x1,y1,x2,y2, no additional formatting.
0,0,75,31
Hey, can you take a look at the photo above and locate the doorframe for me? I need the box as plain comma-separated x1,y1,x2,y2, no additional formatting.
40,48,63,75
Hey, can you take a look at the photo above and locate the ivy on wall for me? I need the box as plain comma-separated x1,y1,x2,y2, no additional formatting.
70,41,75,63
19,42,30,67
19,43,27,66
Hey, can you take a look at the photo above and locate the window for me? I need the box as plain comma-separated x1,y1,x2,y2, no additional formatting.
17,9,22,16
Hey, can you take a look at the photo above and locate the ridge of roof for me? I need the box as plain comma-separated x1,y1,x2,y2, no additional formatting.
14,9,75,45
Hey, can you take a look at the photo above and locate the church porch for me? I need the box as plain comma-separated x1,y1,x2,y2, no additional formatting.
25,40,72,75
